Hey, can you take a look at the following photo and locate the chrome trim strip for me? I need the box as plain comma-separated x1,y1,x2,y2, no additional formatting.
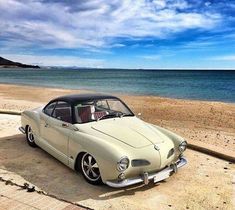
19,126,26,134
106,157,187,188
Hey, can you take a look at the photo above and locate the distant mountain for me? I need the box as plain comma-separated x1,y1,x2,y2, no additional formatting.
0,56,40,68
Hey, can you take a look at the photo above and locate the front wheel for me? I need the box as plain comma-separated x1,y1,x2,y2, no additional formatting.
26,125,37,147
80,153,102,185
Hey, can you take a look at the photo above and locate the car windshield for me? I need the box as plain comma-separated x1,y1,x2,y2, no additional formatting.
74,98,134,123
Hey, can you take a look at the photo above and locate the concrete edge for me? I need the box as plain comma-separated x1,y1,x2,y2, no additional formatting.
0,109,21,115
0,111,234,163
188,143,235,163
0,176,92,210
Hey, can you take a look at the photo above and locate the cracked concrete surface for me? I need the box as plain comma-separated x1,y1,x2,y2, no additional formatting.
0,181,86,210
0,170,90,210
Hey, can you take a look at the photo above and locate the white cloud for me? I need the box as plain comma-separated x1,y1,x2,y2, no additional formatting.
139,55,161,60
1,54,104,67
0,0,222,51
211,55,235,61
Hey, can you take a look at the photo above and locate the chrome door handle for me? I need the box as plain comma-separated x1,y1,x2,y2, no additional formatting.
45,123,49,128
62,123,69,128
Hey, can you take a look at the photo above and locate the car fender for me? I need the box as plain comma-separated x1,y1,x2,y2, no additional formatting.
69,131,131,182
149,123,185,151
21,110,40,137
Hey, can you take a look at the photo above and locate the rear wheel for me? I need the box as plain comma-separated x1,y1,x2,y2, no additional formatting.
80,153,102,185
26,125,37,147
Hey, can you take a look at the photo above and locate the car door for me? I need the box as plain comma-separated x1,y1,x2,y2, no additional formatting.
42,101,73,165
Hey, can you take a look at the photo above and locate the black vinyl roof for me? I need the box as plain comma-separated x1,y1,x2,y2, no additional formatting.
50,93,119,105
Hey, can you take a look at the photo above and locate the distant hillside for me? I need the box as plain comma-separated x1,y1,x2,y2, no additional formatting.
0,56,40,68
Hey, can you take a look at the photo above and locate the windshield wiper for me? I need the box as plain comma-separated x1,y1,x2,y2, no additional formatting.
119,113,132,117
97,113,117,121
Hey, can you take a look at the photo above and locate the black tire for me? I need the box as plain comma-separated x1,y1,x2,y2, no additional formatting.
80,153,102,185
26,125,37,147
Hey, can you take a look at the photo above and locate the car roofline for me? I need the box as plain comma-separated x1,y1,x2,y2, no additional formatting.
50,93,119,105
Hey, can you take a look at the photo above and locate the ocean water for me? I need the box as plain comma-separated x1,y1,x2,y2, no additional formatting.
0,68,234,103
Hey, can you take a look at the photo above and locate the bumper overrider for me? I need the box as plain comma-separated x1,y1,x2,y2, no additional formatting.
19,126,26,134
106,157,187,188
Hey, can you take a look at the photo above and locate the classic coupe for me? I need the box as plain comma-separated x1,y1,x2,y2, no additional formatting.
19,94,187,188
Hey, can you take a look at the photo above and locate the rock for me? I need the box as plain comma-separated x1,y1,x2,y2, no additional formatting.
0,56,40,69
27,186,35,192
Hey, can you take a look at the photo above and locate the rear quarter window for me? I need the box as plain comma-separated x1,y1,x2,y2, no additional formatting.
43,102,57,116
52,101,72,123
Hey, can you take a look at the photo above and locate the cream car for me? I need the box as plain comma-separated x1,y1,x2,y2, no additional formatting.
19,94,187,188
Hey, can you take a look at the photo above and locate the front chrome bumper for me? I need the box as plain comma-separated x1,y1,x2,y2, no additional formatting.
19,126,26,134
105,157,187,188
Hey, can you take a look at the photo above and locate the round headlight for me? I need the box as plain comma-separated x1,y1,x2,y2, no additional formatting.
117,157,129,172
179,141,187,153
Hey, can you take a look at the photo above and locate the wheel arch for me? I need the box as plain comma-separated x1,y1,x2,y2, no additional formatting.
25,124,29,132
74,151,86,171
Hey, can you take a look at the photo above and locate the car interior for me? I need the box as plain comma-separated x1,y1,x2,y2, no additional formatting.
51,101,72,123
44,99,133,124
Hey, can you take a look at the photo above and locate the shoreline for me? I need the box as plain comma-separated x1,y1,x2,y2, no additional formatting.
0,82,235,105
0,83,235,159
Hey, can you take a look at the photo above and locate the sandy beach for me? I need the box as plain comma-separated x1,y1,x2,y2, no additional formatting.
0,83,234,156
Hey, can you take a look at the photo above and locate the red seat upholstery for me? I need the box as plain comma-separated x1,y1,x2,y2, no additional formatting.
54,108,72,123
78,106,92,123
93,111,107,120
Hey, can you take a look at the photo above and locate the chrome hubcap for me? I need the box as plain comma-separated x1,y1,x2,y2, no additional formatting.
81,153,100,181
27,126,34,143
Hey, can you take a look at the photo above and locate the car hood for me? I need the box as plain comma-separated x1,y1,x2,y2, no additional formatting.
89,117,167,148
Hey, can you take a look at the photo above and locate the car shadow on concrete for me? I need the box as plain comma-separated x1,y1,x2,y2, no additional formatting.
0,134,161,203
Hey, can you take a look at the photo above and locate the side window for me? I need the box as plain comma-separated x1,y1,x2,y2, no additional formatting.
44,102,57,116
52,101,72,123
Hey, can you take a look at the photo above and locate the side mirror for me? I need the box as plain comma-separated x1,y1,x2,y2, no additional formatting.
137,113,142,116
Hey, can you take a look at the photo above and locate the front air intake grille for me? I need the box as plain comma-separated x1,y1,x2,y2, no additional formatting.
131,159,150,167
167,148,174,159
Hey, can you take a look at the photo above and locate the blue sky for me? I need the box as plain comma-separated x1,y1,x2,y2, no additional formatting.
0,0,235,69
